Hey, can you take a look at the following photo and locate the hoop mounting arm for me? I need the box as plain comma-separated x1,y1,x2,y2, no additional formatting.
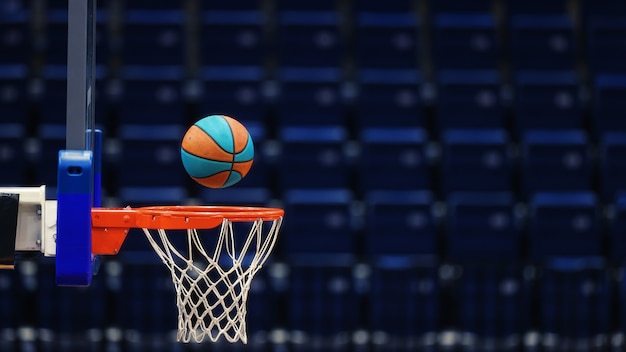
91,208,135,255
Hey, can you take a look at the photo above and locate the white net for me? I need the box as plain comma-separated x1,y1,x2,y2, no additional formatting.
142,217,282,343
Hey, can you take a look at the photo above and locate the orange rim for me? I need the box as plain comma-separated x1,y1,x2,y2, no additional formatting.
91,206,284,255
139,206,283,225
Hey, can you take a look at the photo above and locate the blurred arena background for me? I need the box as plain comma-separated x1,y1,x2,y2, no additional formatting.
2,0,626,351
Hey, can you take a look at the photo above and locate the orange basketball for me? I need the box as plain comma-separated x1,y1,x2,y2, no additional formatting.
180,115,254,188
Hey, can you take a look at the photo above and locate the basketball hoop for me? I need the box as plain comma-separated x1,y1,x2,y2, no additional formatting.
91,206,284,343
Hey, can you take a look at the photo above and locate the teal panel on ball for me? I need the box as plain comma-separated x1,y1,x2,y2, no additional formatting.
181,149,232,178
194,115,235,153
223,171,243,188
234,134,254,162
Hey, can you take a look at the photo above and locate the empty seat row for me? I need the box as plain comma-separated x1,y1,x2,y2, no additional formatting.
12,64,626,137
47,0,595,14
1,257,620,349
3,125,626,200
282,188,623,263
277,127,620,198
4,2,624,72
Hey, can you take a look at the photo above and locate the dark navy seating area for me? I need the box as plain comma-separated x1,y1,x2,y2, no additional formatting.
2,0,626,351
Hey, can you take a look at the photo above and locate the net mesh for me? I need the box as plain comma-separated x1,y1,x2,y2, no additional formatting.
142,217,282,343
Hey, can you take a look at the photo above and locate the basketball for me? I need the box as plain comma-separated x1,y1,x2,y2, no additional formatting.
180,115,254,188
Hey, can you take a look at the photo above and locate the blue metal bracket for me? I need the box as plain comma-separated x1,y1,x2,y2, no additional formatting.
56,150,93,286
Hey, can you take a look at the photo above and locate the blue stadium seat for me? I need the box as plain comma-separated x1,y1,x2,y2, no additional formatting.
40,65,68,125
122,0,183,10
114,262,177,335
430,0,492,13
116,124,188,206
200,66,266,124
278,126,349,189
36,262,107,338
446,192,519,262
432,14,500,70
122,10,185,65
0,8,31,64
509,15,576,70
355,13,420,70
453,264,530,343
582,0,626,73
201,0,259,11
359,128,429,191
277,11,343,68
528,192,602,260
600,132,626,201
620,269,626,337
283,189,354,255
0,124,25,186
356,69,423,128
276,0,337,11
35,124,66,187
610,192,626,264
0,64,28,124
117,66,185,125
276,67,344,126
436,70,505,129
521,130,592,194
117,124,184,184
506,0,568,15
200,187,271,207
369,262,439,348
44,10,67,65
118,187,187,207
1,0,28,14
586,17,626,74
513,71,583,133
287,261,358,346
0,270,17,333
581,0,626,15
35,262,57,331
353,0,413,13
365,190,436,257
95,11,110,65
200,11,265,66
592,74,626,135
440,129,512,194
539,259,612,344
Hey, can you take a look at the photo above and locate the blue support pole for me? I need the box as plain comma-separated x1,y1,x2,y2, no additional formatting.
56,0,97,286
